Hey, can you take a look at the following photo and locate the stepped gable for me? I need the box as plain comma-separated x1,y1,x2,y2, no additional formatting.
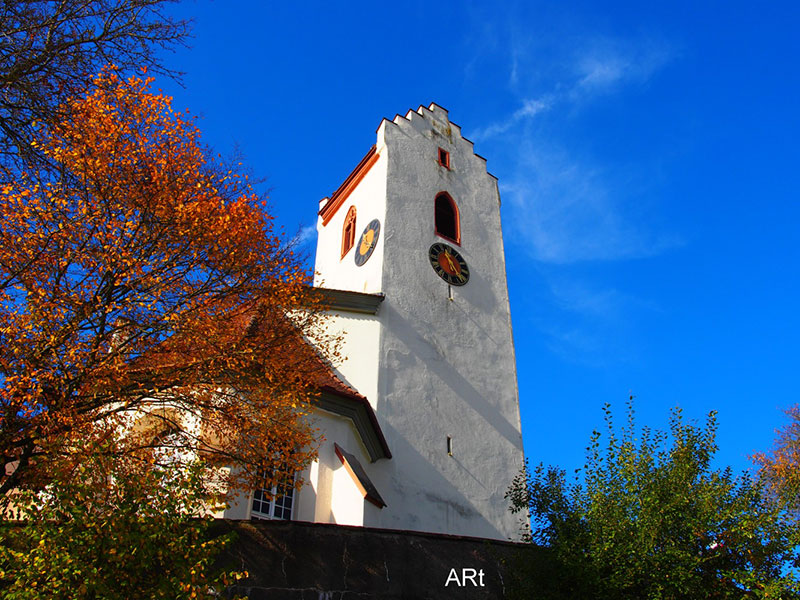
319,102,497,227
380,102,496,180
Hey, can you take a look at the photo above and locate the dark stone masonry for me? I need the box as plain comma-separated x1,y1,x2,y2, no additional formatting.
219,519,537,599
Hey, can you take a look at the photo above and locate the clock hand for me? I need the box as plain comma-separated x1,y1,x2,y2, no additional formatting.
359,237,374,254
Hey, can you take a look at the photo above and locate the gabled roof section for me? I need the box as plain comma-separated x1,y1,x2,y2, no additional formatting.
319,145,379,226
315,380,391,462
206,299,392,463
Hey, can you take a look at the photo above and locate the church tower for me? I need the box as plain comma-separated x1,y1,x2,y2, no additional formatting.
312,104,525,541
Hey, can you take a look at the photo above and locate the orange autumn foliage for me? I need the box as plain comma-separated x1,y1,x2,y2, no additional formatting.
0,69,337,497
755,405,800,514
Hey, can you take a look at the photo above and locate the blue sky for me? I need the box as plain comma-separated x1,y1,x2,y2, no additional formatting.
158,1,800,478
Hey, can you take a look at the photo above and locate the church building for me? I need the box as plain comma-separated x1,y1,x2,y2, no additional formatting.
225,104,526,542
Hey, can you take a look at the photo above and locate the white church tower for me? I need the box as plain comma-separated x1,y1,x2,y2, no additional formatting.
308,103,526,541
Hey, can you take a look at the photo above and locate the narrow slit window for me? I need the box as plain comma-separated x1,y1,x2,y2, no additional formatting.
438,147,450,169
447,436,453,456
341,206,357,258
434,192,460,244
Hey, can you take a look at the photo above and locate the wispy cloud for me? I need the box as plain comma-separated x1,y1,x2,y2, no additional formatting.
473,37,674,145
574,37,674,93
465,11,684,367
463,22,679,364
530,277,662,366
291,223,317,249
468,32,679,265
500,141,682,264
548,277,662,321
470,96,552,142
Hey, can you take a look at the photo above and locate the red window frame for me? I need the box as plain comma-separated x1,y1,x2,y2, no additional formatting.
341,206,357,258
434,192,460,245
437,147,450,169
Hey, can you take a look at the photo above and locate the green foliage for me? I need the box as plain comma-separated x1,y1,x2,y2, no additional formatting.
506,400,800,599
0,449,244,599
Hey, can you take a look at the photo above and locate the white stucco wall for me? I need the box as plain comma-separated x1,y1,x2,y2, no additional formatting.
305,410,374,526
313,148,388,294
320,309,381,409
312,104,527,541
330,459,365,526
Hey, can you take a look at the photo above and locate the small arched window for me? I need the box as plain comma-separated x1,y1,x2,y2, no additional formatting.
341,206,357,258
434,192,460,244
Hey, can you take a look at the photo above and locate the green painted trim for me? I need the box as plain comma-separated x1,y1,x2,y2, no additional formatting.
316,391,391,462
317,288,385,315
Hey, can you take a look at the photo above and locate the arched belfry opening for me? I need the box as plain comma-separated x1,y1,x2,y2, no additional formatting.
434,192,460,244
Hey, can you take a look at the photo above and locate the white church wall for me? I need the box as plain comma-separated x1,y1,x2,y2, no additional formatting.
371,106,524,540
305,410,374,526
313,149,388,294
321,309,381,408
311,104,527,541
330,458,366,526
296,460,319,521
223,489,249,520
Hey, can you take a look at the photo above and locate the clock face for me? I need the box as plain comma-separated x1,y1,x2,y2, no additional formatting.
355,219,380,267
428,242,470,286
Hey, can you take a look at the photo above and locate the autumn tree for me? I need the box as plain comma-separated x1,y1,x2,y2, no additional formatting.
506,401,800,599
755,404,800,517
0,0,188,173
0,68,335,499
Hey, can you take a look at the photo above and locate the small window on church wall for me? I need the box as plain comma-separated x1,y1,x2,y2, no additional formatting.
438,147,450,169
435,192,460,244
341,206,357,258
251,470,296,520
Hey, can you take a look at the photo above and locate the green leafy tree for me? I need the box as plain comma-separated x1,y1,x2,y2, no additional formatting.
0,439,244,599
506,400,800,599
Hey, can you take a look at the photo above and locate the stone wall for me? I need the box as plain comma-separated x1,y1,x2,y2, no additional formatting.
221,520,538,599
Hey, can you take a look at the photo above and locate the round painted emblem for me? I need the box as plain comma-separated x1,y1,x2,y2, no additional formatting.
355,219,381,267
